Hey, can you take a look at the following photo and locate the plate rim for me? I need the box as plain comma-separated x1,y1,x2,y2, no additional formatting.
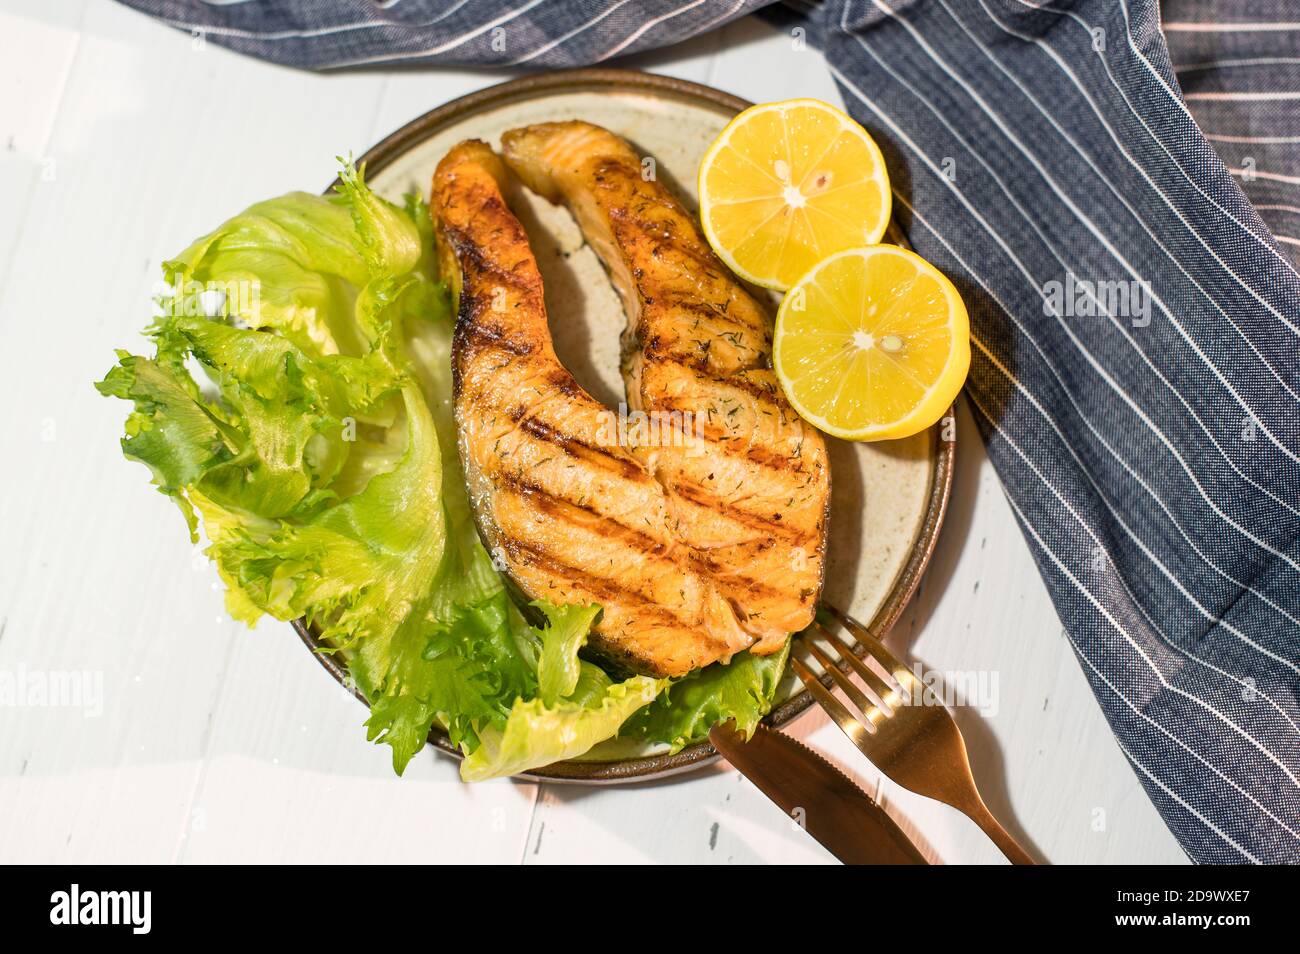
298,66,956,785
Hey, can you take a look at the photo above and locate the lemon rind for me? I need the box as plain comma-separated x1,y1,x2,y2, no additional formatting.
698,99,892,292
773,245,970,442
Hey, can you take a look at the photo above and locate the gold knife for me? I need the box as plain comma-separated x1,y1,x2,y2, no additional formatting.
708,720,929,865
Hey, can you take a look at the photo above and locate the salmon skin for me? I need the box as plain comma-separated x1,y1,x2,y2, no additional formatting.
501,121,830,651
433,141,754,677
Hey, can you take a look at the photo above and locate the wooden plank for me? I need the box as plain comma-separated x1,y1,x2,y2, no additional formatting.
0,2,89,297
523,766,837,865
0,2,433,863
177,630,535,863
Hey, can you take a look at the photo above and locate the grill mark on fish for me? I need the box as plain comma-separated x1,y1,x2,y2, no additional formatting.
536,368,583,400
668,478,816,543
651,356,781,401
635,303,767,363
688,551,809,602
646,397,807,473
456,315,537,357
443,221,541,292
608,206,714,263
496,472,668,556
499,536,698,633
512,414,647,481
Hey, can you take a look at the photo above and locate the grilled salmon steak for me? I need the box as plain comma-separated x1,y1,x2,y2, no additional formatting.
433,141,754,677
501,121,830,650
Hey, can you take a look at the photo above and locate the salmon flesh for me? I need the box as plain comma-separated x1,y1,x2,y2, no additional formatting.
433,129,830,678
502,122,830,650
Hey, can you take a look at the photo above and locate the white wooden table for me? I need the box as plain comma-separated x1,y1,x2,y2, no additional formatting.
0,1,1189,864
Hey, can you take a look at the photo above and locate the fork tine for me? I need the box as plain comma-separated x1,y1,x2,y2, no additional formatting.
820,604,924,698
789,656,874,747
798,639,885,721
811,621,902,709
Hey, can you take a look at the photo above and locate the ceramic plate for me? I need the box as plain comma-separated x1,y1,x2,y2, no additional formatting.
293,68,954,783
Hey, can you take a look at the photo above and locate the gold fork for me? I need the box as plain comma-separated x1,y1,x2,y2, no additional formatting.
792,604,1036,865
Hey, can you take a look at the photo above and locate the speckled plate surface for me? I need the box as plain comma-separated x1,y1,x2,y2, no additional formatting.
295,68,954,784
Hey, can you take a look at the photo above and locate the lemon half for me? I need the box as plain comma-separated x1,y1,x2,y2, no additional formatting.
699,99,891,291
773,245,970,441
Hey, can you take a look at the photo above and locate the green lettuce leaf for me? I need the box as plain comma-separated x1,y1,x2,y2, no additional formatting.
95,350,234,536
536,602,601,706
455,599,658,782
462,674,664,782
621,640,792,752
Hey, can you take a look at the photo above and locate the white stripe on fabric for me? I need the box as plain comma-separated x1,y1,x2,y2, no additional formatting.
328,0,550,66
157,15,378,39
987,463,1300,790
1080,649,1299,846
968,366,1300,697
851,6,1300,516
422,0,475,27
1177,57,1300,72
1230,168,1300,185
896,186,1300,657
549,0,744,66
507,0,637,64
1188,91,1300,101
967,366,1300,696
1002,487,1265,861
1116,740,1260,863
930,1,1300,506
869,1,1300,466
597,0,707,60
932,3,1300,463
898,190,1300,683
691,0,753,36
997,0,1300,316
982,2,1300,328
828,59,1300,581
1114,0,1300,279
973,328,1300,681
999,0,1300,291
1163,21,1300,32
160,0,477,39
978,390,1300,759
1206,133,1300,144
981,5,1300,344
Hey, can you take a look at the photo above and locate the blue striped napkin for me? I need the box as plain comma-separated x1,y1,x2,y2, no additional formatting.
114,0,1300,864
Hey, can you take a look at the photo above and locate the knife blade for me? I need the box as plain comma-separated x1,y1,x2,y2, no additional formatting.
709,720,929,865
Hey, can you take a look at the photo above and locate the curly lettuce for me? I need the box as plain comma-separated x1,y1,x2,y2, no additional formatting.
619,643,792,753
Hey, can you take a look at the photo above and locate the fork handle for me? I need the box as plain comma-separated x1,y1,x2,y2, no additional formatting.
963,797,1036,865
